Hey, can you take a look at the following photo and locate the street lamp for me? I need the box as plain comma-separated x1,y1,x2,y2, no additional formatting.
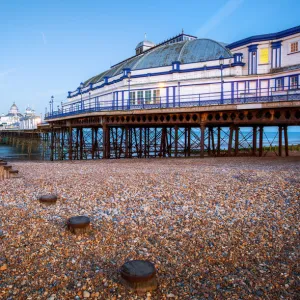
127,71,131,109
50,95,54,114
89,92,91,110
80,82,84,110
219,56,224,104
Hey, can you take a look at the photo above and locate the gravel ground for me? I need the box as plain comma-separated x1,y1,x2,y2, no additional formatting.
0,157,299,300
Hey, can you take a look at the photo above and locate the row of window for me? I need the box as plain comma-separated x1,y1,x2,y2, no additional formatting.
275,75,299,91
129,89,160,105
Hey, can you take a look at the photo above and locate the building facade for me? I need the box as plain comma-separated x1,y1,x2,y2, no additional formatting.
58,26,300,115
0,104,41,130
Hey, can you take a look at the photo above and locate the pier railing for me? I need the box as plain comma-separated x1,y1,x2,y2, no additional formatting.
45,87,300,120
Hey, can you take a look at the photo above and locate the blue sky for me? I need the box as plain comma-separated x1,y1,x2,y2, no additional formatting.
0,0,299,117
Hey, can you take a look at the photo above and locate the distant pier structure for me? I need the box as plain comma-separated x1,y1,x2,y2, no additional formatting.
2,26,300,160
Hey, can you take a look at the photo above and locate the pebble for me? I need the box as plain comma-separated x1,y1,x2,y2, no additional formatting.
0,157,299,299
83,291,90,298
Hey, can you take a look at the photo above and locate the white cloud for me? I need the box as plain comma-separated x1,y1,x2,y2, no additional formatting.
196,0,244,37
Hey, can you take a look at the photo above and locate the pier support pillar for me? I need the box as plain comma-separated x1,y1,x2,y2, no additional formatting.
234,126,239,156
174,126,178,158
252,126,257,156
284,125,289,157
278,126,283,157
259,126,263,157
217,126,221,157
200,124,205,158
228,126,234,156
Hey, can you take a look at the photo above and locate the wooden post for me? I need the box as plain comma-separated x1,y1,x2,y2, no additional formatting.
200,124,205,158
284,125,289,157
278,126,282,157
259,126,263,157
252,126,257,156
234,126,239,156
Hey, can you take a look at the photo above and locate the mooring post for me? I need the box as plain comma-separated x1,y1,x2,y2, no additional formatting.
284,125,289,157
252,126,257,156
200,124,205,158
278,125,282,157
234,126,239,156
259,125,263,157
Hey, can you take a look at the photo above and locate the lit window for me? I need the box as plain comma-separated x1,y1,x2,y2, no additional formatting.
130,92,136,104
290,42,299,53
290,76,298,89
137,91,143,104
145,90,151,104
153,90,160,103
276,78,284,91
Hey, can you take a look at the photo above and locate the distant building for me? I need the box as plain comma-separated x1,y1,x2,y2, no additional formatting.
0,103,41,130
19,106,41,130
0,103,23,129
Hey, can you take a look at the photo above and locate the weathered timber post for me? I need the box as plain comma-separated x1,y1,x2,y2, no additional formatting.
284,125,289,157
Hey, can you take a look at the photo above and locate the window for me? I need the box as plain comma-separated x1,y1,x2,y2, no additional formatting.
153,90,160,103
145,90,151,104
137,91,143,104
130,91,136,105
276,78,284,91
290,76,298,89
291,42,299,53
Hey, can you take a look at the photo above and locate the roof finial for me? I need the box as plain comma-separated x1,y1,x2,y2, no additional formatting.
182,28,184,34
144,33,147,41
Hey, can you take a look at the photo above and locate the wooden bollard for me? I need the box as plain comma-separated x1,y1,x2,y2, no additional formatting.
67,216,90,234
3,166,12,179
9,170,19,178
38,194,58,205
120,260,158,292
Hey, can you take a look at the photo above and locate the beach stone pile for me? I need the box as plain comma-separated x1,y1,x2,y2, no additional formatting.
0,157,299,299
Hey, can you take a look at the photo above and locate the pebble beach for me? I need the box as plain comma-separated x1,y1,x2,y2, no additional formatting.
0,157,299,300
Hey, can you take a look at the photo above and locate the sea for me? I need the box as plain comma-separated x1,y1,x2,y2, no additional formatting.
1,128,300,161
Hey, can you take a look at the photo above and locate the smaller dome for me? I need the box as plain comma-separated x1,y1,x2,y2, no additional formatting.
135,40,155,50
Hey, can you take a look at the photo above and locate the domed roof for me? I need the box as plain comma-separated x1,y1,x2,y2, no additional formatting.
82,38,232,87
135,40,155,49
